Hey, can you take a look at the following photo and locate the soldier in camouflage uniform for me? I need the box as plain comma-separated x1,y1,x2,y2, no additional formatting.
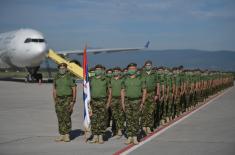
154,67,165,128
122,63,147,145
53,63,77,142
89,64,111,144
109,67,125,138
164,68,174,123
105,69,113,129
172,67,182,118
140,60,159,134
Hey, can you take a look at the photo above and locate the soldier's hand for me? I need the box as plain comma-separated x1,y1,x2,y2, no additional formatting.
89,109,93,117
140,103,144,111
154,95,159,102
122,105,125,112
106,103,110,109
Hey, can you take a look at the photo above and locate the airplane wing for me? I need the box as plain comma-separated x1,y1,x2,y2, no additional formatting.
57,41,150,56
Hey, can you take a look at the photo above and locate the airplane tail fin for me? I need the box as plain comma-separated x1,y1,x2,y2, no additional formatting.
144,41,150,48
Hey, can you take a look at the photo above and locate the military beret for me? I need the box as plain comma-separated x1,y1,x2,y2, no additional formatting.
95,64,104,69
58,62,67,68
127,63,137,68
113,67,121,71
106,69,113,72
144,60,152,65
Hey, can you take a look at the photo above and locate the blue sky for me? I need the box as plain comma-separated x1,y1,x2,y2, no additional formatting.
1,0,235,51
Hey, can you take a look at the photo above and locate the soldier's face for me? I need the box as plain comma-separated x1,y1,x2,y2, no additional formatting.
128,66,137,75
113,70,120,77
145,64,152,71
59,66,67,75
95,68,103,76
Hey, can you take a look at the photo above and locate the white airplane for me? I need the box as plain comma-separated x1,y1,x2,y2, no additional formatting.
0,28,149,81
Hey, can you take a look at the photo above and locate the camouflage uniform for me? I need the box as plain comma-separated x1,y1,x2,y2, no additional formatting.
123,75,146,137
165,71,174,120
110,77,125,132
140,69,158,129
90,76,110,135
153,70,166,127
173,71,181,117
54,72,76,135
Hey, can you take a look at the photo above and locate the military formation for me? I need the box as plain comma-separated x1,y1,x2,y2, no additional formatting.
53,61,234,144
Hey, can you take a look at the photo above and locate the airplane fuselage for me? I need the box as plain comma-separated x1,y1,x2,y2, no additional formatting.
0,29,48,69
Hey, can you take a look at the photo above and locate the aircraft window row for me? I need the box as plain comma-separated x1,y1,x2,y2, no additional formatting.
24,38,45,43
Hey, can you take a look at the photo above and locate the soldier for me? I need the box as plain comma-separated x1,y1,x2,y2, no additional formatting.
172,67,182,118
184,69,192,112
105,68,113,129
122,63,147,145
164,68,174,123
109,67,125,138
89,64,111,144
53,63,77,142
153,67,165,128
140,60,159,134
106,69,113,78
122,68,128,77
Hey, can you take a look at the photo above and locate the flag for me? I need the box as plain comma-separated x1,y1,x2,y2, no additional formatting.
83,46,91,131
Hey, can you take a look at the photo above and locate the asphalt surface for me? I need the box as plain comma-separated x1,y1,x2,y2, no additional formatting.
129,85,235,155
0,81,234,155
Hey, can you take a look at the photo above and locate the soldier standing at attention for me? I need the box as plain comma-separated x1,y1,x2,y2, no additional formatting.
89,65,111,144
122,63,147,145
53,63,77,142
105,69,113,129
140,60,159,134
109,67,125,138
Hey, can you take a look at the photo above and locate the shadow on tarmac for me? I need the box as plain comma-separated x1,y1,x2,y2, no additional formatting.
70,129,85,140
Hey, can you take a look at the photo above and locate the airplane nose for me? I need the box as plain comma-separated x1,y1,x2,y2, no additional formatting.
29,44,48,66
37,43,48,56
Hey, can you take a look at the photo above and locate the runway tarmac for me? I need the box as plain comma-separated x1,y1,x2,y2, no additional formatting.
0,81,234,155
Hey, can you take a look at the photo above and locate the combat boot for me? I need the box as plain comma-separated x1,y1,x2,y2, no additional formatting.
169,116,173,121
116,130,122,139
160,119,165,125
165,117,170,123
54,135,64,142
63,134,70,142
98,135,104,144
146,127,152,134
117,129,122,136
89,135,98,143
125,137,133,145
133,136,139,145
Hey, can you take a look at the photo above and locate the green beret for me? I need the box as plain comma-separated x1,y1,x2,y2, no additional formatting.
144,60,152,65
127,63,137,68
95,64,104,69
58,63,67,68
113,67,121,71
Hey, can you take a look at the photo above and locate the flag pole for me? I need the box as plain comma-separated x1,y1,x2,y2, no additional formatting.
83,44,90,143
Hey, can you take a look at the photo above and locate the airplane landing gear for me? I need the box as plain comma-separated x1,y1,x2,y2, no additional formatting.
25,66,43,83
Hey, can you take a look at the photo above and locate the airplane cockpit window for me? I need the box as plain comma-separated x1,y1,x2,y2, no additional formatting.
24,38,45,43
24,38,32,43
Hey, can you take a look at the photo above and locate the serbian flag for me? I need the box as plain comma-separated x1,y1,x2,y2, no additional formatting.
83,46,91,131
